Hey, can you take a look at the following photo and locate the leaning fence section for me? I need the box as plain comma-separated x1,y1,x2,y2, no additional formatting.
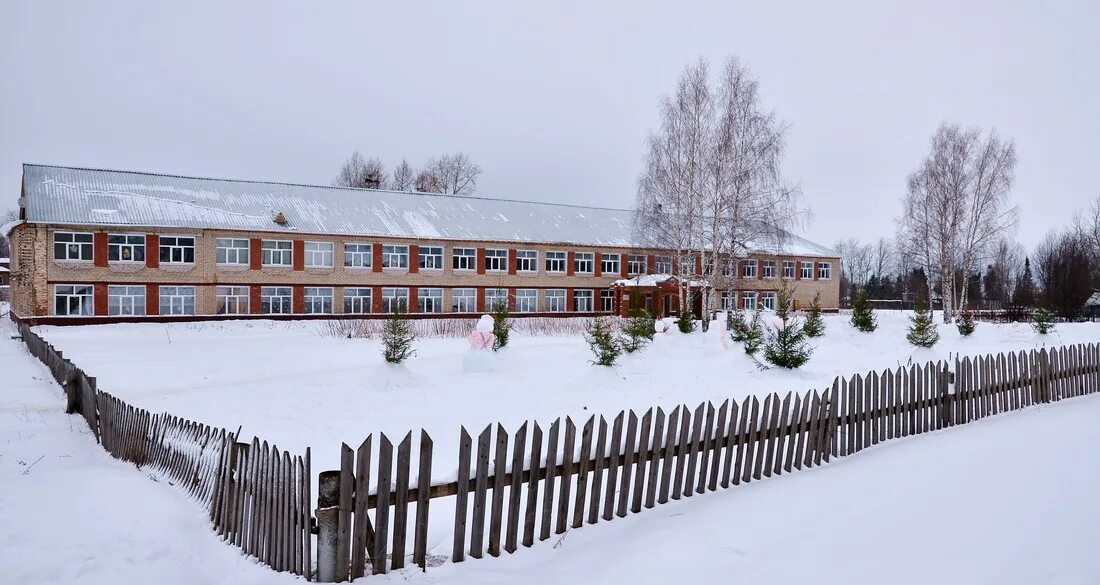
317,342,1100,582
16,323,313,579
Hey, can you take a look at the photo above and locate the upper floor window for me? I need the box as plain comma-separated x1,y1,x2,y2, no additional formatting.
680,257,696,276
453,247,476,271
159,236,196,264
305,242,334,268
817,261,832,280
516,250,538,273
108,234,145,262
485,249,508,272
54,284,93,316
216,238,250,265
382,245,409,269
574,252,595,274
601,253,620,275
546,251,567,273
655,256,672,274
782,261,796,279
800,261,814,280
344,243,372,268
108,285,146,316
53,232,93,261
419,246,444,270
703,258,714,277
627,254,646,275
742,260,758,278
763,260,776,279
262,240,293,266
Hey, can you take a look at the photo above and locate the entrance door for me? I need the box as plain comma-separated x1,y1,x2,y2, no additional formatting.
663,294,673,317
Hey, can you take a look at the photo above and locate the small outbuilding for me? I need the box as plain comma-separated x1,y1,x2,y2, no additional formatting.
1085,291,1100,320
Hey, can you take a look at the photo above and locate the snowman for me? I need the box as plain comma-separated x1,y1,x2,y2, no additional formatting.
463,315,497,373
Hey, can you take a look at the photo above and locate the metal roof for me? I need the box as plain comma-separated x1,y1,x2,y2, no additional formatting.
19,164,837,256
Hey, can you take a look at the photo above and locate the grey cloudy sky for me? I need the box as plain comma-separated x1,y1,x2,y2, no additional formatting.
2,0,1097,250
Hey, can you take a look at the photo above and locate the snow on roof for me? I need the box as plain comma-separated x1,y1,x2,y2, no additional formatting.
19,164,837,256
612,274,706,288
1086,292,1100,307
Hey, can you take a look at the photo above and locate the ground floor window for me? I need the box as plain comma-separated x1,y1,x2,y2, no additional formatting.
601,289,615,312
216,286,249,315
54,284,93,316
742,291,757,310
515,289,537,313
304,287,334,314
546,289,566,312
344,287,372,314
762,291,777,311
108,285,146,316
452,288,476,313
159,286,196,315
418,288,444,313
721,291,735,311
382,287,408,313
574,289,594,312
485,288,508,311
261,286,292,314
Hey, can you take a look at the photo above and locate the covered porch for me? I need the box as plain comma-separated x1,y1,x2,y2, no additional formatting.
611,274,710,318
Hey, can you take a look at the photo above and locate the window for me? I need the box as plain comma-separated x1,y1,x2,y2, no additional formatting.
516,250,538,273
601,253,620,276
742,291,758,310
763,260,776,279
344,288,373,314
382,245,409,269
485,249,508,272
601,289,615,312
723,262,734,278
54,284,93,316
628,254,646,275
216,238,250,265
53,232,93,261
782,261,796,279
762,291,777,311
419,246,444,270
262,240,293,266
574,252,594,274
655,256,672,274
515,289,538,312
453,248,476,271
381,287,409,313
261,286,293,314
485,288,509,310
742,260,758,278
800,261,814,280
703,258,715,277
545,289,566,312
452,288,477,313
721,291,735,311
418,288,444,313
216,286,249,315
680,257,696,276
159,286,196,315
159,236,196,264
108,285,146,316
304,287,334,313
344,243,373,268
546,251,567,273
108,234,145,262
574,289,594,312
305,242,334,268
817,262,832,280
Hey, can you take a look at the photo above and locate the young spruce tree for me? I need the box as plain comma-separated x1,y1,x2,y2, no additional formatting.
676,307,696,333
490,299,511,351
802,292,825,338
1032,307,1056,334
743,307,765,355
906,298,939,347
621,307,656,353
850,289,878,332
956,311,976,336
382,306,416,364
586,316,622,366
764,282,812,368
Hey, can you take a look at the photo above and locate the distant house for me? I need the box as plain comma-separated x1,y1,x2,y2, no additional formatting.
0,257,10,287
1085,292,1100,320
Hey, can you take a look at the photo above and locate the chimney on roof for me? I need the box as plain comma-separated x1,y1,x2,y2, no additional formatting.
273,211,288,225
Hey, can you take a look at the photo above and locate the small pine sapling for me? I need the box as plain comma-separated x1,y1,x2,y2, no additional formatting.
382,307,416,364
585,316,622,366
850,289,878,332
743,308,765,355
728,307,750,342
802,292,825,338
764,282,812,368
490,300,511,351
1032,307,1056,334
676,308,696,333
620,307,656,353
906,298,940,348
956,311,976,336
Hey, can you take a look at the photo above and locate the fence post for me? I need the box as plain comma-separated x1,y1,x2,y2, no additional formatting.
939,365,953,428
1035,349,1051,404
316,470,342,582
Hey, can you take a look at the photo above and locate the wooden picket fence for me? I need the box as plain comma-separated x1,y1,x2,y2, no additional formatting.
319,342,1100,581
15,323,313,579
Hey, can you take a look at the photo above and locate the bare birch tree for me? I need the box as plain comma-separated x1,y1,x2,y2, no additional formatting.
425,153,482,195
391,159,415,191
334,151,387,189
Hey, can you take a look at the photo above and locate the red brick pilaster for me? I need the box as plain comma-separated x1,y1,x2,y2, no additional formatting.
373,245,383,273
146,235,159,269
566,288,575,312
795,258,802,280
407,286,419,313
594,253,603,277
293,241,305,271
292,285,304,313
250,285,262,314
372,286,384,313
647,255,656,274
814,261,820,281
250,239,262,270
476,249,486,275
409,244,419,274
508,287,517,311
621,251,630,277
567,251,575,276
94,283,108,315
508,249,517,275
696,256,703,275
476,287,486,313
146,285,159,316
94,233,108,267
757,259,763,280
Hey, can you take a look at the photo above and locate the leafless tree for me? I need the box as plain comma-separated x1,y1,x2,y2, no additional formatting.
414,169,442,193
871,238,893,279
334,151,387,189
0,208,17,258
391,159,415,192
424,153,482,195
898,123,1017,322
834,238,873,301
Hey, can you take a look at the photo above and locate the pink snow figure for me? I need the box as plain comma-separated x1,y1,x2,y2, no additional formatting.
464,315,497,372
468,330,494,350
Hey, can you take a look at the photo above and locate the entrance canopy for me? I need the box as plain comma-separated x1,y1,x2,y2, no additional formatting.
611,274,710,317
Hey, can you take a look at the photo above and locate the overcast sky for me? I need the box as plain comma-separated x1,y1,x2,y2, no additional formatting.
2,0,1097,250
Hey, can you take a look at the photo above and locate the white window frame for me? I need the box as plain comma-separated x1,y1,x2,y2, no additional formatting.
304,287,334,314
573,289,594,312
418,288,444,313
600,289,615,312
305,242,334,268
601,253,620,276
516,250,538,273
107,234,145,263
485,288,509,310
452,248,476,271
721,291,735,311
763,260,777,279
762,291,777,311
419,246,444,270
216,238,250,265
344,243,373,269
515,289,538,313
53,284,94,316
782,260,796,279
381,287,409,313
382,245,409,269
159,235,196,265
53,232,94,261
159,285,196,316
545,251,567,273
742,291,758,310
216,285,249,315
261,286,293,314
574,252,595,275
742,260,758,278
262,239,293,267
344,287,373,314
818,261,832,280
545,289,566,312
451,288,477,313
108,285,146,316
485,249,508,273
627,254,646,275
680,257,696,276
800,261,814,280
655,256,672,274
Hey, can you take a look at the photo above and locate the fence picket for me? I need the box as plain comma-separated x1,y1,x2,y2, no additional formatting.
645,408,665,507
350,436,372,580
741,396,759,483
709,400,729,489
373,435,393,574
602,412,624,519
573,417,594,526
632,409,652,512
539,419,559,540
470,424,492,557
658,406,679,501
617,411,638,516
556,418,576,532
522,422,542,546
587,418,606,523
391,432,412,569
720,399,740,486
505,423,527,552
489,424,509,556
696,402,715,492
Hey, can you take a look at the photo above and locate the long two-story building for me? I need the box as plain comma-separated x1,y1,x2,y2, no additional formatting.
5,164,840,324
